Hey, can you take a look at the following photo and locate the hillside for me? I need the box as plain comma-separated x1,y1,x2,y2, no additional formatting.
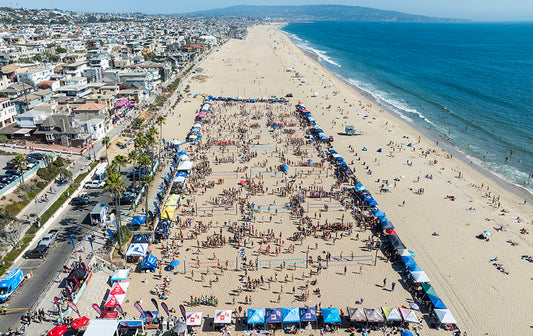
184,5,467,22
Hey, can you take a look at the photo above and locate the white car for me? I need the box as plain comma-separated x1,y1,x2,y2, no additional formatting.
84,180,105,189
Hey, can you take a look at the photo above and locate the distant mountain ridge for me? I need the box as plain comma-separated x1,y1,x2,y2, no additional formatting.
183,5,468,22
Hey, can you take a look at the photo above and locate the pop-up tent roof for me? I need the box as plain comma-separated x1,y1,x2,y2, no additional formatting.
282,308,300,323
177,160,193,171
362,194,378,206
382,307,402,321
83,319,119,336
399,309,419,323
411,271,431,283
401,256,416,267
347,307,366,322
388,235,406,251
354,182,367,192
372,209,385,217
131,216,146,226
364,308,385,323
140,253,158,269
266,308,282,323
110,269,130,282
126,243,148,257
299,307,317,322
109,282,128,296
214,310,231,324
434,309,457,324
247,308,265,324
186,312,203,326
427,295,447,309
421,283,438,297
322,308,341,323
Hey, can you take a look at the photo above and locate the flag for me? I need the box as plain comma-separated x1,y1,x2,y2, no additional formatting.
88,237,93,250
68,235,75,249
151,298,159,311
72,274,81,287
112,221,118,231
148,210,154,220
115,302,125,316
106,229,114,241
134,302,146,317
165,210,170,220
53,296,59,305
65,285,72,298
67,301,80,316
92,303,102,316
81,262,87,272
179,304,186,320
161,302,169,316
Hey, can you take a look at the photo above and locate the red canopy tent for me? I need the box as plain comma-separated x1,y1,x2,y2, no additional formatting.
100,310,119,319
386,229,397,235
104,296,118,308
71,316,90,329
48,325,67,336
109,283,125,295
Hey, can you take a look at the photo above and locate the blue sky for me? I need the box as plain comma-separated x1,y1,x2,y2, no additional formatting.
7,0,533,21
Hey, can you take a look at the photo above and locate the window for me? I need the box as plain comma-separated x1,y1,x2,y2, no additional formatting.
46,134,53,140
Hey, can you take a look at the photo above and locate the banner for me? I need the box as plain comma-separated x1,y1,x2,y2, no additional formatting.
68,235,75,249
134,302,146,317
161,302,170,316
112,221,118,231
115,302,125,316
88,237,93,250
179,304,186,320
92,303,102,316
106,229,114,241
81,262,87,273
72,274,81,288
65,285,72,299
151,298,159,311
148,210,154,220
67,301,80,316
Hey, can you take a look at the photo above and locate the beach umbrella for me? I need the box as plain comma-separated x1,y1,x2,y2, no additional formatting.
483,230,492,236
307,159,313,162
170,260,180,267
48,325,67,336
173,323,187,333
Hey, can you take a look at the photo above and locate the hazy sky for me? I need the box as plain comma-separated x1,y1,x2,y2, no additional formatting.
6,0,533,21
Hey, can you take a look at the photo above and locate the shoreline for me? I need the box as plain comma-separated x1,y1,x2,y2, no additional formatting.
279,25,533,201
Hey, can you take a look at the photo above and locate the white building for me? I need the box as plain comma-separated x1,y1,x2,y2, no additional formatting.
16,67,54,88
0,98,17,128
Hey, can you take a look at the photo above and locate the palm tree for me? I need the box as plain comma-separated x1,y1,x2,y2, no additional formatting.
103,167,125,253
102,136,111,163
137,153,152,218
112,154,128,175
145,127,157,156
156,115,166,162
12,154,27,184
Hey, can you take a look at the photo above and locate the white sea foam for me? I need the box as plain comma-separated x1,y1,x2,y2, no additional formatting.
287,34,341,68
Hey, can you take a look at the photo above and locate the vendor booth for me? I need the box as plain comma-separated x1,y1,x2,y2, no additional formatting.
247,308,265,328
110,269,130,283
140,253,158,272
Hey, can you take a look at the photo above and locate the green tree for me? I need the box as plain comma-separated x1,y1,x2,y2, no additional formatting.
156,115,166,163
55,46,67,54
103,167,125,253
137,153,152,218
102,136,110,163
12,153,27,184
112,154,128,174
133,118,143,129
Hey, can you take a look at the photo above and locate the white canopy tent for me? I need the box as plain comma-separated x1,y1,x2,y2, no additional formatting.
410,271,431,283
84,319,119,336
214,310,232,324
186,312,203,326
125,243,149,257
177,161,193,171
434,309,457,324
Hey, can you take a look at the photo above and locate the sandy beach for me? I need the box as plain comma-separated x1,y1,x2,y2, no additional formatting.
87,24,533,336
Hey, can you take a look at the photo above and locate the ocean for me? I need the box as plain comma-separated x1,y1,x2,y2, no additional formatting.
282,21,533,195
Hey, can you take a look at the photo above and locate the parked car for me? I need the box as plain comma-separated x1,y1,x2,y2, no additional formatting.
26,157,39,169
56,178,68,185
0,175,16,184
70,197,89,206
110,194,134,206
38,230,59,247
24,246,48,259
4,169,22,176
84,180,104,189
126,184,142,194
27,153,47,160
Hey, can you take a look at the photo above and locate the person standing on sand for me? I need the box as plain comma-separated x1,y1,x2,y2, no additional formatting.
383,278,387,287
391,282,396,291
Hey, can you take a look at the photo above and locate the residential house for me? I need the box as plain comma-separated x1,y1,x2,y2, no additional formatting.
80,118,106,140
61,61,88,78
0,83,34,99
62,53,86,63
16,66,54,88
33,114,90,147
0,75,11,91
56,84,90,97
16,109,50,128
73,102,108,121
0,98,17,127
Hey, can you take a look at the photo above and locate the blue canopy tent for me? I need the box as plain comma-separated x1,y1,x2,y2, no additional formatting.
401,256,417,268
299,307,317,325
362,194,378,206
282,308,300,326
266,308,283,327
322,308,341,324
380,219,394,230
354,182,367,192
407,263,422,272
372,209,385,217
281,164,289,172
247,308,265,325
177,151,187,157
141,253,158,271
427,295,447,309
